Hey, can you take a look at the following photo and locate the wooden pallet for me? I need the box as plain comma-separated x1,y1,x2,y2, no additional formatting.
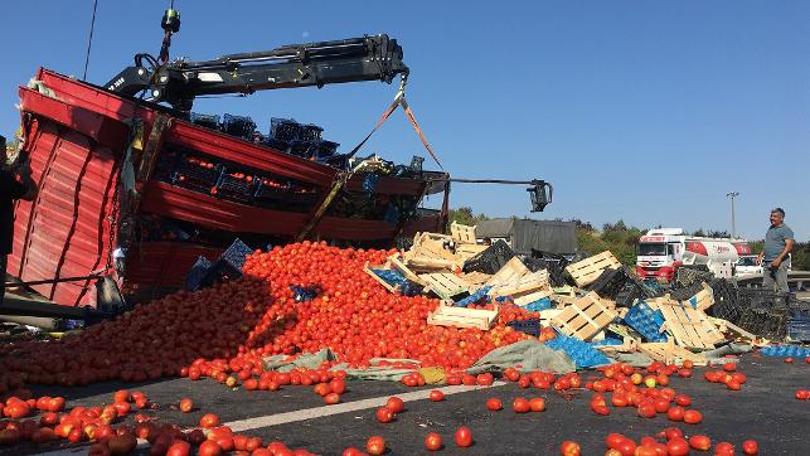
658,303,725,350
553,285,577,298
450,222,477,244
683,282,714,311
551,291,619,341
639,341,708,366
645,295,679,310
419,272,471,300
565,251,622,287
427,303,497,330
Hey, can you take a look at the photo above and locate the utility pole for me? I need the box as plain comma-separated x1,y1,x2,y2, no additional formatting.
725,192,740,238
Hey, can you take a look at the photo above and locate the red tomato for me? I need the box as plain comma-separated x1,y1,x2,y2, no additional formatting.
529,397,546,412
166,440,191,456
715,442,735,456
674,394,692,407
689,435,712,451
512,397,531,413
385,397,405,414
198,440,223,456
324,393,341,405
683,409,703,424
366,436,386,456
199,413,220,429
429,390,445,402
375,407,394,423
741,439,758,455
560,440,581,456
424,432,443,451
454,426,473,447
179,398,194,413
666,437,690,456
486,398,503,411
667,406,685,421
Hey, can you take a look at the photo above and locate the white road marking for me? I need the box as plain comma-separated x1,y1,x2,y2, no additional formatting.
226,381,508,432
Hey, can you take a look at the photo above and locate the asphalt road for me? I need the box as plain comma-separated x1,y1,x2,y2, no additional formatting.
4,354,810,455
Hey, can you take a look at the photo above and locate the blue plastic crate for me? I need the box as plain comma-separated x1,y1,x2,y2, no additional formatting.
185,256,213,291
787,311,810,342
760,345,810,358
454,286,492,308
523,297,552,312
545,333,611,368
624,301,668,342
507,319,541,337
370,269,422,296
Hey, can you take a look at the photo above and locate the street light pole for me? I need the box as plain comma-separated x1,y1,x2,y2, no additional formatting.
725,191,740,238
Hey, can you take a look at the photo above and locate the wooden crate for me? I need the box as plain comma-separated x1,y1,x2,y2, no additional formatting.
460,271,492,288
363,262,398,293
450,222,477,244
709,317,757,341
645,295,679,310
387,254,427,286
658,303,725,350
552,294,579,308
553,285,577,297
490,269,550,298
565,251,622,287
419,272,470,300
683,282,714,311
486,257,530,287
551,291,618,341
639,341,708,367
595,336,641,354
513,289,553,307
427,303,497,330
455,243,488,262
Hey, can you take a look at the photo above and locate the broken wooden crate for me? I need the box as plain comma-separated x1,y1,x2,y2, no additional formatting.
551,291,619,341
683,282,714,311
658,302,725,350
639,341,708,366
565,250,622,287
427,302,498,330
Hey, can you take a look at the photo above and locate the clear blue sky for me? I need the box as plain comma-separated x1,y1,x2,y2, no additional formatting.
2,1,808,241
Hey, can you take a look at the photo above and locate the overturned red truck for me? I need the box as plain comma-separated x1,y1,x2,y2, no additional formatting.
7,16,552,313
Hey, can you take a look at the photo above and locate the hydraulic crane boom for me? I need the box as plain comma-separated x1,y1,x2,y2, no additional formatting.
105,34,408,111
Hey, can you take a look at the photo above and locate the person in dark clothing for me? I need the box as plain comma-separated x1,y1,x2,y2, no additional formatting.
1,134,37,307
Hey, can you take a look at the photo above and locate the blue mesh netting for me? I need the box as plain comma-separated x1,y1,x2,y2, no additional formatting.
523,297,553,312
371,269,421,296
759,345,810,358
545,333,611,368
290,285,319,302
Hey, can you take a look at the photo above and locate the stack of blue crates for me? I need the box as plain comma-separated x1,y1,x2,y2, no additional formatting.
545,333,611,368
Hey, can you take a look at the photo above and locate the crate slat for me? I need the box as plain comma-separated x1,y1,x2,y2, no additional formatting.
639,341,708,366
427,303,497,330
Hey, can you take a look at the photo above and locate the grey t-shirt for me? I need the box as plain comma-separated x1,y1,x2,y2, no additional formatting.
763,223,794,262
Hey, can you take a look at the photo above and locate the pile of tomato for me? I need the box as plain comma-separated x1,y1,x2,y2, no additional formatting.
0,242,537,392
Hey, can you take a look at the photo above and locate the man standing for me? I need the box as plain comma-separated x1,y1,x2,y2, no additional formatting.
757,208,794,300
1,134,37,307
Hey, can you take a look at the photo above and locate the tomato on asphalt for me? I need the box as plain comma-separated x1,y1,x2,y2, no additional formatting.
424,432,443,451
454,426,473,447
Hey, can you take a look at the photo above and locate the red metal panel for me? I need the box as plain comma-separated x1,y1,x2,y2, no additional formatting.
168,121,336,186
18,87,130,150
141,182,402,241
9,120,118,306
123,243,222,292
